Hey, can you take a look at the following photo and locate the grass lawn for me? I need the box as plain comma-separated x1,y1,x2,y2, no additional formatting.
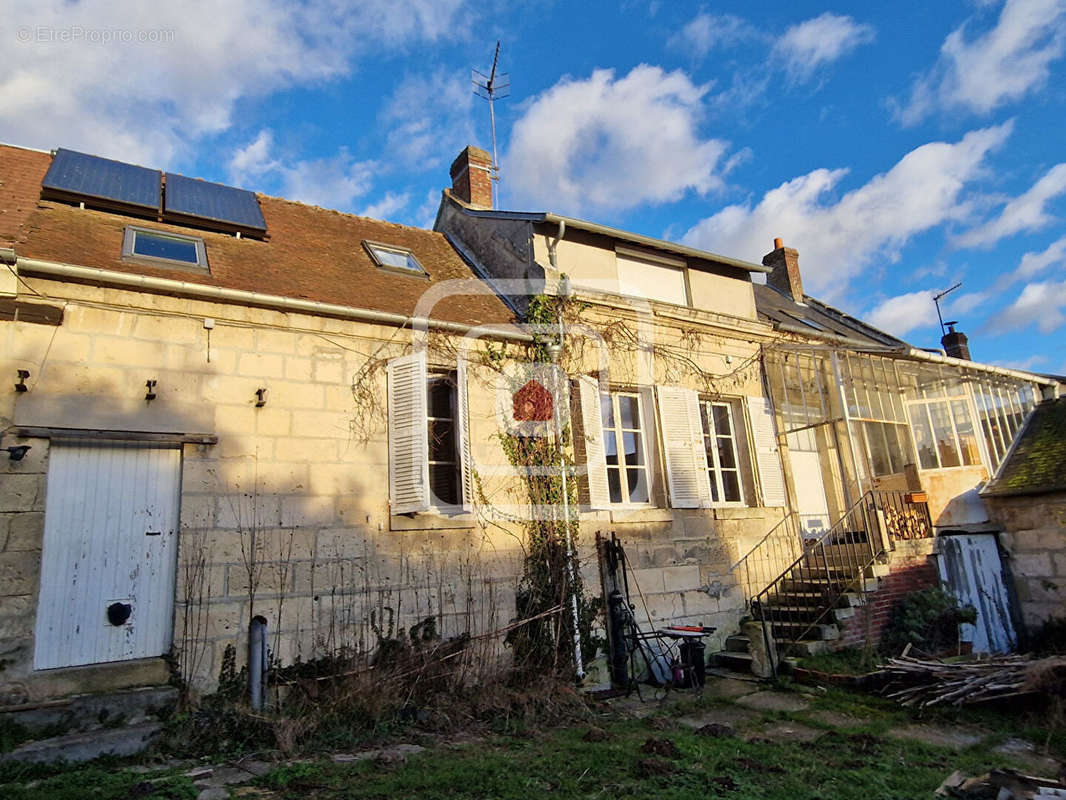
1,679,1060,800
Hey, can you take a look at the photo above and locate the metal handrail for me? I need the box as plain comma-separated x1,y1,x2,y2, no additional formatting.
751,490,891,677
730,511,801,613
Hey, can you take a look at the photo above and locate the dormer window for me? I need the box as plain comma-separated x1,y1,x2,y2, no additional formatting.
364,241,426,275
122,226,208,270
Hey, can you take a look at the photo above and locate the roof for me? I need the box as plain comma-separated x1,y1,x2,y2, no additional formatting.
0,144,514,328
753,283,909,349
438,192,771,275
982,397,1066,497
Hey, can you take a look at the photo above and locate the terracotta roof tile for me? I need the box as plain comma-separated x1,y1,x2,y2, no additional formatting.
0,144,514,327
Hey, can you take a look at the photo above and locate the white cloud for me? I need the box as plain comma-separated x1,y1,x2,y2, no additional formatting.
682,123,1013,298
669,12,762,59
228,130,375,210
771,13,875,83
987,279,1066,332
1016,234,1066,279
0,0,469,167
358,191,411,220
955,163,1066,248
505,65,729,213
990,354,1048,371
382,68,478,170
865,291,939,338
896,0,1066,125
948,290,990,315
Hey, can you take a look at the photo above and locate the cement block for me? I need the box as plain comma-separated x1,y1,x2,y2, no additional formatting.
0,551,40,595
662,564,701,593
238,353,285,379
0,474,42,513
4,512,42,551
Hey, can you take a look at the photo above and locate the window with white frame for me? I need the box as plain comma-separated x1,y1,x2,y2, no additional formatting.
601,390,651,504
386,352,471,513
122,226,208,270
699,400,742,503
907,392,980,470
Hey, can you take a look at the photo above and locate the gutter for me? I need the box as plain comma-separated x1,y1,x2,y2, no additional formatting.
901,346,1056,387
15,257,534,344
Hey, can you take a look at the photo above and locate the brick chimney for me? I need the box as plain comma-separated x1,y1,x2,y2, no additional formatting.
941,322,971,360
762,237,804,303
449,146,494,209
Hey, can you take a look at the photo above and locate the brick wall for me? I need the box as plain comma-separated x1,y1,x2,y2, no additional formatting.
836,540,939,651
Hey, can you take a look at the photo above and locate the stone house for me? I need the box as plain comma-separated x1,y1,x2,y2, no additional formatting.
982,396,1066,636
436,145,1058,666
0,140,1059,706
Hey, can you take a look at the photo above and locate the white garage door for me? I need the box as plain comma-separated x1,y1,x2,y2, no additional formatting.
34,441,182,670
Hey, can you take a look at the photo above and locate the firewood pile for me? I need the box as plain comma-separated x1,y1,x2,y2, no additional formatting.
884,504,931,540
936,769,1066,799
880,653,1066,708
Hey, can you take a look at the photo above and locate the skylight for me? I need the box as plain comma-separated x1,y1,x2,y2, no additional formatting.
122,226,208,270
364,241,425,274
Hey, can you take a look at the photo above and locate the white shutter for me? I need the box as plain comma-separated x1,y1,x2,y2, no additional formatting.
387,351,429,514
577,375,610,509
456,356,474,511
656,387,712,508
747,395,787,508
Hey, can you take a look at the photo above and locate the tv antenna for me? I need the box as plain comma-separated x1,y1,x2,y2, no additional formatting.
473,41,509,209
933,282,962,335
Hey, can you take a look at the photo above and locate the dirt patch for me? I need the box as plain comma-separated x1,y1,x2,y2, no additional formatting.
704,678,760,699
582,726,610,742
735,756,785,774
735,691,810,713
641,737,681,758
677,707,758,730
884,724,984,751
746,721,824,744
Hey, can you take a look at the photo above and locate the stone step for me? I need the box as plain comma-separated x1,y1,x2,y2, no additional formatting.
724,634,750,653
711,650,754,672
778,576,878,594
0,686,178,734
0,721,162,764
768,621,840,641
776,639,829,657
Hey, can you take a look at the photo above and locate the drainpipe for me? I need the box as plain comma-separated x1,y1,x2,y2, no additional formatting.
547,219,566,270
548,276,584,681
249,616,268,711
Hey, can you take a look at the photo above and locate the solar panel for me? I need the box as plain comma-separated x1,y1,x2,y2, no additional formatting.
164,172,266,233
42,149,161,212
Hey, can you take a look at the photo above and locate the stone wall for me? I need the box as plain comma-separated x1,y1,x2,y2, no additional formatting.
1,276,788,701
986,492,1066,633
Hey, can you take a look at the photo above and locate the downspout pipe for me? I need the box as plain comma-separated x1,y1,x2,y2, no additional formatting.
16,257,534,344
249,616,268,711
547,219,566,269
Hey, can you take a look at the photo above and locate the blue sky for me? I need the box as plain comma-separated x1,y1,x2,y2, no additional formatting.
3,0,1065,372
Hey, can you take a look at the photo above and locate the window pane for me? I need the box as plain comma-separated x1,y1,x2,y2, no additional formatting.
627,468,649,503
133,232,199,263
618,395,639,429
929,402,961,468
716,437,736,469
607,468,623,504
866,422,891,477
604,430,618,466
951,399,979,466
429,464,458,506
721,471,741,502
711,404,731,436
623,432,643,465
699,404,712,437
428,419,455,462
707,471,720,503
600,393,614,428
910,405,939,469
427,378,452,418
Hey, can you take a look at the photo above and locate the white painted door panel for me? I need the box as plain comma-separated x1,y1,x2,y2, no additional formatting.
34,442,182,670
788,450,831,539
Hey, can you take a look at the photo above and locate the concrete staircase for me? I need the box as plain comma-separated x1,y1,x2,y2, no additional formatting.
0,685,178,763
714,546,890,673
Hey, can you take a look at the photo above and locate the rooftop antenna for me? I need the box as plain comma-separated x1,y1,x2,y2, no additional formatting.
473,41,509,209
932,282,962,336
